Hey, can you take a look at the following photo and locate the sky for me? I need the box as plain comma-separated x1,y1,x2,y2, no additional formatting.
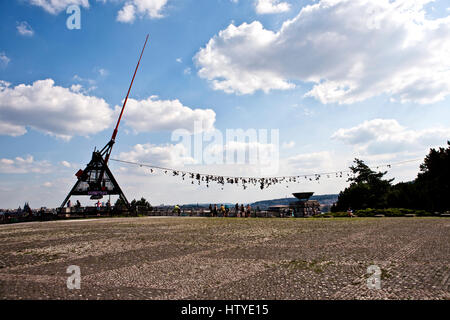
0,0,450,208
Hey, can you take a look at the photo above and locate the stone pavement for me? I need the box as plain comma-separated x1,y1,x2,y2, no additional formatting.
0,217,448,299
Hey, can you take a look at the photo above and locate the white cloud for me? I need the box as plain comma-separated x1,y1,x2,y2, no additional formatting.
16,21,34,36
117,0,169,23
0,122,27,137
0,155,51,174
0,79,114,140
119,96,216,134
195,21,294,94
195,0,450,104
117,3,136,23
176,58,182,63
332,119,450,155
119,143,197,167
29,0,89,14
255,0,291,14
287,151,333,171
0,53,10,67
60,160,72,168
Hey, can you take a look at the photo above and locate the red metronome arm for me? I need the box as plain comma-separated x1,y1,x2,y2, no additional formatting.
103,34,149,164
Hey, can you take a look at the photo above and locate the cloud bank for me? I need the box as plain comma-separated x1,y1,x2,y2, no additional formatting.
332,119,450,155
195,0,450,104
0,79,113,140
120,96,216,134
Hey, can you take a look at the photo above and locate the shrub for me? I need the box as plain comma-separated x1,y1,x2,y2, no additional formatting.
328,208,434,217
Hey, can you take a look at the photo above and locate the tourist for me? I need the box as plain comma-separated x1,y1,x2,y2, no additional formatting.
67,200,71,208
225,205,229,217
246,204,252,217
213,204,218,217
174,204,180,216
235,203,239,217
347,208,354,218
220,204,225,217
209,204,212,217
240,204,245,217
96,200,101,213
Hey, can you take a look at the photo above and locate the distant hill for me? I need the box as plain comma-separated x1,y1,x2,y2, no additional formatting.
160,194,338,211
251,194,339,210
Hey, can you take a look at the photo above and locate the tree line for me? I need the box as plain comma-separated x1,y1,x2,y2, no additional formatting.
332,141,450,213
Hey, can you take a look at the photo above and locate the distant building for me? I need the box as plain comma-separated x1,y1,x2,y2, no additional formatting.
269,192,321,217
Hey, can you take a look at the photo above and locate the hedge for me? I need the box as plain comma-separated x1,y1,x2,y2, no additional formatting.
327,208,434,217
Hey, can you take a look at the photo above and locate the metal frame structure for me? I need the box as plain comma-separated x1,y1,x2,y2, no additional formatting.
60,35,149,209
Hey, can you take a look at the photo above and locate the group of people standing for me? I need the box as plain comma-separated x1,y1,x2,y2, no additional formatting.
208,203,256,217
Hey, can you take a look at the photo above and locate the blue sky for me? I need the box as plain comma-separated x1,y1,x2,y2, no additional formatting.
1,0,450,208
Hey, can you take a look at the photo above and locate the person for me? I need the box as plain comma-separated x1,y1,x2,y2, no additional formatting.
225,205,229,217
96,200,101,214
209,204,212,217
347,208,354,218
174,204,180,216
213,204,218,217
240,204,245,217
220,204,225,217
246,204,252,217
106,200,111,214
75,200,81,208
235,203,240,217
67,200,71,208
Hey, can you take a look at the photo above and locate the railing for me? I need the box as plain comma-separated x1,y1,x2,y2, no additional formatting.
149,208,277,218
0,207,319,224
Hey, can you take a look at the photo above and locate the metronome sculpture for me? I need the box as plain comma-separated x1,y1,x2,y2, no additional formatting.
60,35,149,209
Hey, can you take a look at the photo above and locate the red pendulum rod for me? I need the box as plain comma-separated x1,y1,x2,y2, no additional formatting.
100,34,149,164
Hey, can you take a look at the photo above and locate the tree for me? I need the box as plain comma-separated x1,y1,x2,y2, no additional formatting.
130,197,152,212
413,141,450,211
114,197,127,207
387,181,421,209
333,159,394,211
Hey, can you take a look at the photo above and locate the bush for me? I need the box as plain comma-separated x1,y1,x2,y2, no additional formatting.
328,208,434,217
